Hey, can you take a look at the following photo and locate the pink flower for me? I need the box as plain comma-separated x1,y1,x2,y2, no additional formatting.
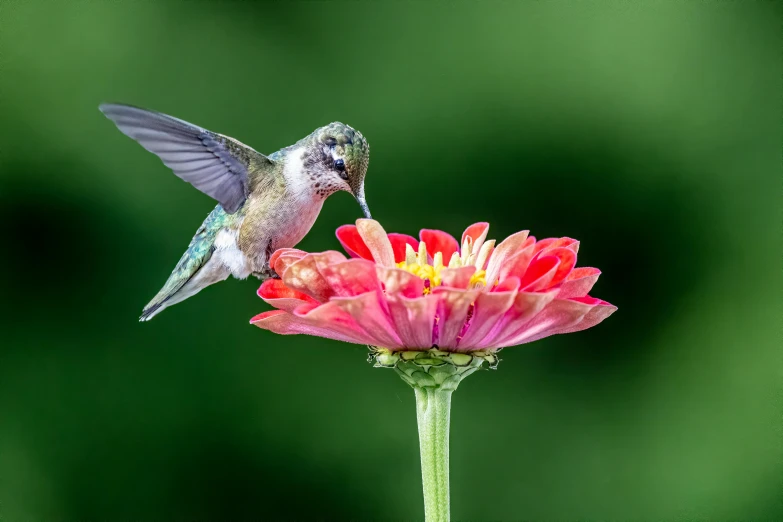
251,219,616,352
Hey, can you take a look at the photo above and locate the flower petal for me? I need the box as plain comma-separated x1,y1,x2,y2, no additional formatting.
485,230,530,286
456,282,519,350
552,298,617,335
332,291,403,348
432,287,482,348
542,247,577,288
520,255,560,291
497,243,535,282
494,297,594,348
376,266,425,298
557,267,601,299
462,222,489,257
356,219,395,267
419,229,459,261
385,294,438,349
498,297,617,346
540,237,580,254
319,258,380,297
439,266,477,289
257,278,318,312
271,249,309,277
251,304,374,345
476,290,557,349
336,225,373,260
388,233,419,264
283,251,347,302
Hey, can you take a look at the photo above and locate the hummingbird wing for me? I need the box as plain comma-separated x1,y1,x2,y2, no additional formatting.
99,103,275,213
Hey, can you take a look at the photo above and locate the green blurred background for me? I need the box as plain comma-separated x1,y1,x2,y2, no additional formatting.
0,1,780,520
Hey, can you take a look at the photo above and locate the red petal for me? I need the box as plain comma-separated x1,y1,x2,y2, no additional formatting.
257,279,318,312
419,229,459,261
520,255,559,291
544,247,577,287
336,225,373,260
387,233,419,264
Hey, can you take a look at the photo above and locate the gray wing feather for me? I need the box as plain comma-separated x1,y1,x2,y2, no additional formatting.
99,103,274,213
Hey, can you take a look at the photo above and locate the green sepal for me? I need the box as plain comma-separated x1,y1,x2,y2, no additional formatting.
368,346,500,392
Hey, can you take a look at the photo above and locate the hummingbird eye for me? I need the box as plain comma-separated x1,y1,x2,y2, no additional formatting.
334,158,347,179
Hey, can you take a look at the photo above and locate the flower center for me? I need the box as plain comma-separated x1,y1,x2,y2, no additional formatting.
396,241,489,294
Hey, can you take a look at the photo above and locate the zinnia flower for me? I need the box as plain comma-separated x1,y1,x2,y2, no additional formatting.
251,219,616,522
252,219,615,353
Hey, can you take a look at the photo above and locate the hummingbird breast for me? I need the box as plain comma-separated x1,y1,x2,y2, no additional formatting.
237,192,325,273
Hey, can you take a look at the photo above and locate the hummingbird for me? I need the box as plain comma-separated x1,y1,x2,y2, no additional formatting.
99,103,371,321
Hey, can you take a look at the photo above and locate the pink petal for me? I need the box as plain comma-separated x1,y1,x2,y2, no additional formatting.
331,291,403,348
357,219,395,267
376,266,425,298
272,249,309,278
539,237,580,254
476,290,558,349
257,279,318,312
432,287,482,348
419,229,459,261
553,298,617,335
385,294,438,349
532,238,557,255
319,258,380,297
455,284,519,350
388,233,419,263
485,230,530,286
439,266,477,289
282,251,347,302
499,297,617,346
335,225,373,260
497,243,535,282
494,297,594,348
557,267,601,299
251,305,374,345
520,256,560,291
462,222,489,255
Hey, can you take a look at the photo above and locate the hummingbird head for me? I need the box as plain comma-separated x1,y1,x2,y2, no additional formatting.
306,122,371,218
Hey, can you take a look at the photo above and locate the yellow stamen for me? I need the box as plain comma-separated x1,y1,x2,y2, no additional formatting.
469,269,487,288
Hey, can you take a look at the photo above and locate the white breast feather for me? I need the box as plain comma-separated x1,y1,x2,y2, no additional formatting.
214,228,250,279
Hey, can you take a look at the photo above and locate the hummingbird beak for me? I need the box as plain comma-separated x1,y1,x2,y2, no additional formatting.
354,184,372,219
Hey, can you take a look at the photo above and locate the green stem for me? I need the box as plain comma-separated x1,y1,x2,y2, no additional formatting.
414,386,452,522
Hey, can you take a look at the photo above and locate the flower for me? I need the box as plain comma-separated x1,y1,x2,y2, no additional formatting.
251,219,616,352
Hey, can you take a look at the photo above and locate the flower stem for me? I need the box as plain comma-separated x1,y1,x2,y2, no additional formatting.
414,385,452,522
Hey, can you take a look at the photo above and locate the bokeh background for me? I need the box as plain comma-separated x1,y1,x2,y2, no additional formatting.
0,1,780,520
